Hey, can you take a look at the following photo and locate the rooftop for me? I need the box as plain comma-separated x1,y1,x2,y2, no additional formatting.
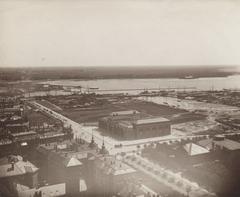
37,140,95,167
46,151,84,168
10,115,22,121
118,121,133,129
214,139,240,151
39,131,65,139
17,179,87,197
183,143,209,156
96,156,136,176
111,110,139,116
18,183,66,197
134,117,170,125
2,107,22,112
198,139,213,150
10,131,37,137
63,157,83,167
39,140,93,153
0,156,38,178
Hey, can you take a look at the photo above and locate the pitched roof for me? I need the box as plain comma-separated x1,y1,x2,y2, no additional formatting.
183,143,209,156
64,157,82,167
96,156,136,176
0,159,38,178
198,139,213,150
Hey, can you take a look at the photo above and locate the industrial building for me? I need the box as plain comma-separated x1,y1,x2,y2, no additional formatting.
99,110,171,140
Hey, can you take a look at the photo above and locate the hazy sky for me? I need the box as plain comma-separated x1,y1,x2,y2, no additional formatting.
1,0,240,67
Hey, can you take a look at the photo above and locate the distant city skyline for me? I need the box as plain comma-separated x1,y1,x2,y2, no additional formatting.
1,0,240,68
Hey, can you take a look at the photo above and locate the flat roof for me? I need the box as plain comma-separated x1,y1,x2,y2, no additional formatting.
11,131,37,137
18,179,87,197
17,183,66,197
134,117,169,125
111,110,139,116
214,139,240,150
39,131,65,139
118,121,133,129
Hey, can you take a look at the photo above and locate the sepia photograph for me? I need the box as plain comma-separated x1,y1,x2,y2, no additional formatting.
1,0,240,197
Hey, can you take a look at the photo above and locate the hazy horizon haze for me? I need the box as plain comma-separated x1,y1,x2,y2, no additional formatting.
1,0,240,68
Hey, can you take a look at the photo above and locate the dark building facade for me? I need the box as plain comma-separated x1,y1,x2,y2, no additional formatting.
93,155,137,197
99,110,171,140
35,139,97,196
0,155,39,197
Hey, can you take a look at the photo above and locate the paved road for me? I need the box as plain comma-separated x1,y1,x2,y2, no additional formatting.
123,154,215,197
30,100,239,197
30,99,240,154
29,100,215,154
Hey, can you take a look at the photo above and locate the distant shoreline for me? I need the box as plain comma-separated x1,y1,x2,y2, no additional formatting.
3,73,240,85
36,73,240,83
0,65,239,82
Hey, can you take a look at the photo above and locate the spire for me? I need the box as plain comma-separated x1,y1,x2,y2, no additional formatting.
100,137,108,155
102,137,105,148
91,134,94,144
89,133,95,148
